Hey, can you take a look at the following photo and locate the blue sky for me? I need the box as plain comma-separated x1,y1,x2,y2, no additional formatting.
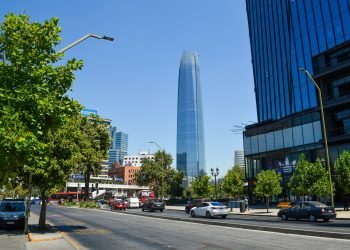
1,0,256,177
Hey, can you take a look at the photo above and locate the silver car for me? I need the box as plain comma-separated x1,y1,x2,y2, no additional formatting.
190,202,228,219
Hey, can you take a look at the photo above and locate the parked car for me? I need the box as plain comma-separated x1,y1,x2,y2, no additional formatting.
126,197,140,209
110,200,126,211
185,198,211,213
142,199,165,212
190,202,228,219
0,199,26,229
31,198,42,205
277,201,336,222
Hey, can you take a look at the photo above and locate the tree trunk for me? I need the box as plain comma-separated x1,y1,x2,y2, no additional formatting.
24,172,32,234
266,196,269,213
39,194,47,230
84,173,90,201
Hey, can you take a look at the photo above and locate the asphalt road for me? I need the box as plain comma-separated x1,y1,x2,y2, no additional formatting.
31,205,350,250
121,208,350,236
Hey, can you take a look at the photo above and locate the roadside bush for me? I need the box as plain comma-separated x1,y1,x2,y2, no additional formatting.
79,201,100,209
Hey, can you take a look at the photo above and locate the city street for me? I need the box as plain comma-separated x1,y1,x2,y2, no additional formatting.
29,205,350,250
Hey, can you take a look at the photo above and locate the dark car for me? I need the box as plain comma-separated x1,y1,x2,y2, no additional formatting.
277,201,336,222
0,199,26,229
142,199,165,212
185,199,211,213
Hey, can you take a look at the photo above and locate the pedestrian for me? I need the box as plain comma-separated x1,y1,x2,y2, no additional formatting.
244,196,249,211
343,194,349,211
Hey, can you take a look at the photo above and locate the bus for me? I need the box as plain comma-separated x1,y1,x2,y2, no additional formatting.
49,191,85,204
136,190,155,206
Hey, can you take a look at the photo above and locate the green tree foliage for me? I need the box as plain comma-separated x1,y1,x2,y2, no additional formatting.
135,150,174,198
191,175,212,198
334,150,350,194
76,116,111,201
308,159,332,198
0,14,83,230
166,168,184,198
255,170,282,212
289,154,311,197
289,154,333,200
222,165,244,198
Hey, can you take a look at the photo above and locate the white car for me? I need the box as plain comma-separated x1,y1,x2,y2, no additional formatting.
190,202,228,219
126,197,140,209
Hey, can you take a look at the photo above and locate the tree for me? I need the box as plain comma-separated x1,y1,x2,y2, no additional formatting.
135,151,173,198
289,154,311,198
289,154,333,201
0,14,83,231
334,150,350,194
255,170,282,212
191,175,212,198
77,116,111,201
33,117,82,228
166,168,184,198
308,159,332,199
222,165,244,199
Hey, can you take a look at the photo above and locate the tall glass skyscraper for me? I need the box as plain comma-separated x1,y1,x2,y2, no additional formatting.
246,0,350,122
177,51,206,185
244,0,350,201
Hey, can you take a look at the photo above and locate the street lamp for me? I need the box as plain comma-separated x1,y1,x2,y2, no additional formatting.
211,168,219,201
58,33,114,54
149,141,165,199
299,68,334,207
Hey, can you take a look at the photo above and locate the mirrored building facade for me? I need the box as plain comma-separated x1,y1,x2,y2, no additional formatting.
177,51,206,186
244,0,350,201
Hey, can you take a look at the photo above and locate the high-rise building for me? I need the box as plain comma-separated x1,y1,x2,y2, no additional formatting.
123,151,155,167
109,127,128,166
244,0,350,200
177,51,206,186
234,150,245,169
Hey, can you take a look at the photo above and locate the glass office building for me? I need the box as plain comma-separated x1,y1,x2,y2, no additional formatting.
246,0,350,122
177,51,206,186
108,127,128,166
244,0,350,201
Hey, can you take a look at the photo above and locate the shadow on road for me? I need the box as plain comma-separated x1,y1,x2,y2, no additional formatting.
29,224,87,234
0,228,24,235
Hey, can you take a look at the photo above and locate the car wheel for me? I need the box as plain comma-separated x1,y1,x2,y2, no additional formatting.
142,208,144,212
185,208,189,213
221,215,227,219
323,218,330,222
190,210,195,217
308,214,317,222
206,211,211,219
281,213,288,221
160,209,163,213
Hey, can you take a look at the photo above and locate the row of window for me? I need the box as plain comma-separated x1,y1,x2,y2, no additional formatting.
244,121,322,155
246,0,350,122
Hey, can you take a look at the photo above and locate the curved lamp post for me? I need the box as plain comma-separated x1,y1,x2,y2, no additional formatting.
149,141,165,199
211,168,219,201
58,33,114,54
299,68,334,207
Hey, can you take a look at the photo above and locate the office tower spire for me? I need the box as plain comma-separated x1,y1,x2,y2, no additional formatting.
177,51,206,186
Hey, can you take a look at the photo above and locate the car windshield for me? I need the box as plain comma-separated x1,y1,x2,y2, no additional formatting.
153,199,162,203
210,202,224,206
0,202,25,212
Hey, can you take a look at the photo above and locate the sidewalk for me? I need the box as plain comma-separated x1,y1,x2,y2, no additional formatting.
165,205,350,219
26,212,77,250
